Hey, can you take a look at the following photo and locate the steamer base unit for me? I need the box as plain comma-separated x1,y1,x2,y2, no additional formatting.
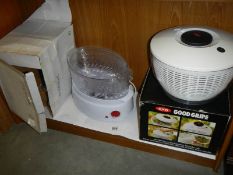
72,84,135,122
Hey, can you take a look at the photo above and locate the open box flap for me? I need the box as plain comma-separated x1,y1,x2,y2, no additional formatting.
0,60,47,132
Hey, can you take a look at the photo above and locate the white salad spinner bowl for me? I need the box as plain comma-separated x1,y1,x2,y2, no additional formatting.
150,26,233,104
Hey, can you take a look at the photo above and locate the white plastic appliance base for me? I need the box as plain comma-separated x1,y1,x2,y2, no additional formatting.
72,84,134,122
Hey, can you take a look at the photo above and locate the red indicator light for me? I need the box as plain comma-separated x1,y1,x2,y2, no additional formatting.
111,111,120,117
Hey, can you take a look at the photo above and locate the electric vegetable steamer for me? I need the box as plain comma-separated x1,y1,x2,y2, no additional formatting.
68,46,134,121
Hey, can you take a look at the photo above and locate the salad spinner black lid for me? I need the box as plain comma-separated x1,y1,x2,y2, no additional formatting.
181,30,213,46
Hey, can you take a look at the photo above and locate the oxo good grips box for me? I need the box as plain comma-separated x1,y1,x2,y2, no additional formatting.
139,68,231,155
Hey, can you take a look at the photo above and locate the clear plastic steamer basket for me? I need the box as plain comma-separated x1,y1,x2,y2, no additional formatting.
67,46,131,100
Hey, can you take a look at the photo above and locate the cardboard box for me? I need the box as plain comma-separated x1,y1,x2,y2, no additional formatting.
139,68,231,155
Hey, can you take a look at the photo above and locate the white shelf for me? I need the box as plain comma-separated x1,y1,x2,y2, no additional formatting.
53,95,216,160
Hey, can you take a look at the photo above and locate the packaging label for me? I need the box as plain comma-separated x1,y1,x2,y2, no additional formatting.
140,104,229,154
